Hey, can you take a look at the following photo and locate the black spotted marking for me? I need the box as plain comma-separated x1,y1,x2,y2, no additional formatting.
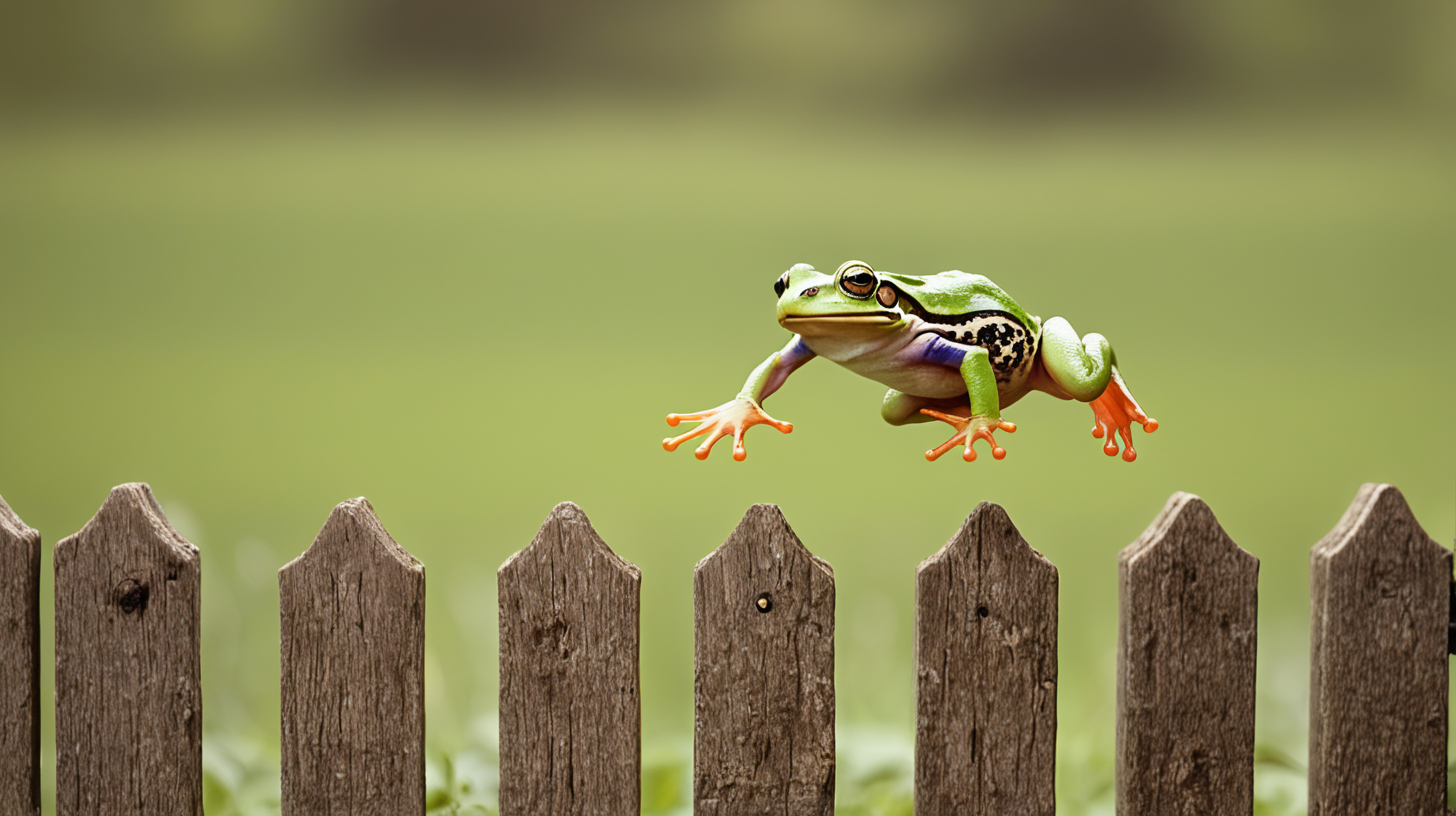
918,310,1036,385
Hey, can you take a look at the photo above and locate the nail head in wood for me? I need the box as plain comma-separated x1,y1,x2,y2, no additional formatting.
693,504,835,816
914,501,1058,816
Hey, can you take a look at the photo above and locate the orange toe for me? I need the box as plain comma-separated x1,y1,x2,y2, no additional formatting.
1090,369,1155,462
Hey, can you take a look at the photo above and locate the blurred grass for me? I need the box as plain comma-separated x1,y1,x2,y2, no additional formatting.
1,98,1453,813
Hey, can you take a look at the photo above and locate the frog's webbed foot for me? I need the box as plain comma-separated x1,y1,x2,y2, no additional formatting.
663,398,792,461
1089,368,1159,462
919,408,1017,462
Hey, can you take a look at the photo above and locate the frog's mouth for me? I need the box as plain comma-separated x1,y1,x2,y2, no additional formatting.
779,312,900,329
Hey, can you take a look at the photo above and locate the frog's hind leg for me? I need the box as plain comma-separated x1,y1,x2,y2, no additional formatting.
881,389,969,426
884,390,1016,463
1039,316,1158,461
1039,316,1113,400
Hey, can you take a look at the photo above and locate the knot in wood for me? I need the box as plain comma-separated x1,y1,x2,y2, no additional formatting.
113,579,149,615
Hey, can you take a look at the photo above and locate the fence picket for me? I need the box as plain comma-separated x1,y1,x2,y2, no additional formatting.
279,497,425,815
53,483,202,815
1116,493,1258,815
1308,483,1450,816
0,494,41,816
693,504,835,816
497,502,642,816
914,501,1057,816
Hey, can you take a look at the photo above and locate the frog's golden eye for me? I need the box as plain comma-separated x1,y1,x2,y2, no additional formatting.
839,267,876,299
876,284,897,308
774,273,790,297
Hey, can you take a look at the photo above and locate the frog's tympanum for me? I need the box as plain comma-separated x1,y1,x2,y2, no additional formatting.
664,261,1158,463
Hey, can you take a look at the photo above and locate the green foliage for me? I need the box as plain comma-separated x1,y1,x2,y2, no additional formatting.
201,736,280,816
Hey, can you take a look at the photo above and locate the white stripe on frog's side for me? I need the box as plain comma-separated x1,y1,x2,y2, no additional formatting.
919,312,1037,387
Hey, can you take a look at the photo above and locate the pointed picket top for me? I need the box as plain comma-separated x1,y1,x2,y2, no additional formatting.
1116,493,1258,816
54,482,196,568
918,500,1056,581
281,497,422,580
1121,491,1256,573
1312,482,1443,563
279,497,425,815
498,502,642,816
1308,482,1450,816
0,492,41,816
694,504,835,816
0,492,38,542
914,502,1058,816
695,503,834,582
498,501,639,583
54,483,202,815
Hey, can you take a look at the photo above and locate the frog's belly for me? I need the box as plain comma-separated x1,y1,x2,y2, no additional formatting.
836,323,1039,400
839,355,969,399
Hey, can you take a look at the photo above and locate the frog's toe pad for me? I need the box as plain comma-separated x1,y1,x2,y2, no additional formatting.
1089,373,1157,462
921,409,1015,463
662,399,791,461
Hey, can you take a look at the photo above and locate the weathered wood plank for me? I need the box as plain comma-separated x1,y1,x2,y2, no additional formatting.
693,504,835,816
280,497,425,816
0,493,41,816
914,501,1057,816
1117,492,1258,816
1308,483,1449,816
498,502,641,816
54,483,202,816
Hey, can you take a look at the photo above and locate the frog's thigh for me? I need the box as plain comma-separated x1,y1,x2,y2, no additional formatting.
1039,316,1113,402
882,390,969,426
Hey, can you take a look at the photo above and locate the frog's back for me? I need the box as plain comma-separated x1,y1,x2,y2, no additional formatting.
883,269,1040,389
881,270,1038,332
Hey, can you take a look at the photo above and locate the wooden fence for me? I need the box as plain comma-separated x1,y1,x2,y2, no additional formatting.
0,482,1449,815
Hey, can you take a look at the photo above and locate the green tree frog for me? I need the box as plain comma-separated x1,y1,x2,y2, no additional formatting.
663,261,1158,463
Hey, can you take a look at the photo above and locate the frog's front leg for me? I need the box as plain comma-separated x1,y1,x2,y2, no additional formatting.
1039,316,1158,461
913,338,1017,462
662,336,815,461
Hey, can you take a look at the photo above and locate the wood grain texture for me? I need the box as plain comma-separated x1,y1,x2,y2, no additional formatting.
1308,483,1450,816
914,501,1057,816
0,493,41,816
1116,493,1258,816
693,504,835,816
280,498,425,816
53,483,202,816
498,502,642,816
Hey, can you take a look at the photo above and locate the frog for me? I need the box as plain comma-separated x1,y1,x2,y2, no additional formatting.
663,260,1157,463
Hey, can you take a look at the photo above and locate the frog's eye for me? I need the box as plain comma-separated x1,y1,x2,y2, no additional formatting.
876,284,898,308
838,267,877,299
774,273,790,297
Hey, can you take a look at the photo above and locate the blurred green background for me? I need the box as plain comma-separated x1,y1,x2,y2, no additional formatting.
1,1,1453,813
